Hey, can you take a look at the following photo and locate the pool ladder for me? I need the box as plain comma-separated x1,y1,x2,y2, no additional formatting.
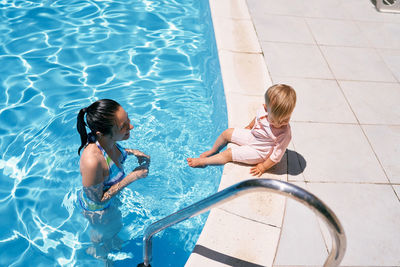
137,179,346,267
375,0,400,13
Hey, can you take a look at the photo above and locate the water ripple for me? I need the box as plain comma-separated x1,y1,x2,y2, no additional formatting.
0,0,226,266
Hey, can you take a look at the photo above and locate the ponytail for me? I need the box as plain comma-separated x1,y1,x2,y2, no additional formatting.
76,99,121,155
77,108,88,155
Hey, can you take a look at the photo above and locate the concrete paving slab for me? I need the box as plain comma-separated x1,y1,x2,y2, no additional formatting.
261,42,333,79
306,18,370,47
307,182,400,266
189,208,281,267
357,21,400,49
218,50,270,96
217,157,287,227
248,0,352,19
246,0,307,17
301,0,351,19
339,80,400,125
225,93,263,128
213,17,261,53
343,0,400,23
290,122,387,183
272,77,357,124
379,48,400,82
363,125,400,183
320,46,396,82
274,182,328,266
209,0,251,20
252,15,314,44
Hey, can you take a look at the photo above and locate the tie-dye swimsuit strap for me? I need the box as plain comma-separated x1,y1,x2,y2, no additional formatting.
79,141,128,211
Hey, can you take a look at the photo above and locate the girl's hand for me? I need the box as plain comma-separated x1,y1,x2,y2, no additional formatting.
126,149,151,167
250,163,265,177
137,155,150,166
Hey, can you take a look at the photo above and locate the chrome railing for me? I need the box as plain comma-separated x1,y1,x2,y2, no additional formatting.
375,0,400,13
137,179,346,267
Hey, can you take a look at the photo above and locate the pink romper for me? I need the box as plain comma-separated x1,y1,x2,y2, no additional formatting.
231,105,291,165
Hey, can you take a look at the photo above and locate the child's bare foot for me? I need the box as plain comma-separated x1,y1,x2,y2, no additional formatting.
187,157,207,167
199,150,215,158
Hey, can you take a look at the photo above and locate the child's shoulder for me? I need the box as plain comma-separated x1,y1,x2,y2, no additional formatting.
271,123,291,139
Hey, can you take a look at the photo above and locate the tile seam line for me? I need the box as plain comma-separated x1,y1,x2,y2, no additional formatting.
272,153,292,266
249,11,400,24
291,121,400,126
267,75,400,84
359,123,400,197
260,40,400,52
272,198,287,266
217,207,280,229
320,42,400,52
215,17,255,22
246,2,272,85
218,48,263,55
302,181,331,254
262,74,400,83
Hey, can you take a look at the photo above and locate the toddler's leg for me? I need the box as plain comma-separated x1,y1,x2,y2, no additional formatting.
200,128,234,158
188,148,232,167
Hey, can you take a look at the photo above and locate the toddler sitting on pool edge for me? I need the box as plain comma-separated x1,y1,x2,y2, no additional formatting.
187,84,296,177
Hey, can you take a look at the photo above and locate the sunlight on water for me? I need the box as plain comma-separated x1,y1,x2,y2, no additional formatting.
0,0,227,266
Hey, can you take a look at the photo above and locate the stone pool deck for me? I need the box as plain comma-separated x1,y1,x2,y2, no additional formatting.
186,0,400,266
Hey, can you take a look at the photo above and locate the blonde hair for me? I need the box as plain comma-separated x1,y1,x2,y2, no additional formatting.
265,84,296,124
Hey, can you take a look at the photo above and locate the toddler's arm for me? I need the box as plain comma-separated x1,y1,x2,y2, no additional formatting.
245,117,256,129
249,157,276,177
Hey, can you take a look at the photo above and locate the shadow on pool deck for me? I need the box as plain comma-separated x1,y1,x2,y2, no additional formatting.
265,149,306,176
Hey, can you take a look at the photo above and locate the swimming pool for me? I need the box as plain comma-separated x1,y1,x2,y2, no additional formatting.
0,0,227,266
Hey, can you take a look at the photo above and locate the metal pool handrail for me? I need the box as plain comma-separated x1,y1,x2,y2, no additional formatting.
137,179,346,267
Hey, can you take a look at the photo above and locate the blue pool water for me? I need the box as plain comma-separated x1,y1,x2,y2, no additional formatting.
0,0,227,266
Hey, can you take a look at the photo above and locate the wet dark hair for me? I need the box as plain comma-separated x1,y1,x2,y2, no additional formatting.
77,99,121,155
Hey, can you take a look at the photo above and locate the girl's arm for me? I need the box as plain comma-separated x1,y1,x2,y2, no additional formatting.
125,148,151,168
81,155,111,204
245,117,256,129
125,148,150,158
101,168,148,201
81,153,106,202
249,157,277,177
81,153,149,203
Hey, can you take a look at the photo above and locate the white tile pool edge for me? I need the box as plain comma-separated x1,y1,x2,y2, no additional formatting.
185,0,288,266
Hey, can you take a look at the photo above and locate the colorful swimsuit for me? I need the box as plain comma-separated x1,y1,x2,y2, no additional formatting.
79,141,128,211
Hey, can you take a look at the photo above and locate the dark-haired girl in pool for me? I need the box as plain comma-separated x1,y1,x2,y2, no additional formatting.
76,99,150,260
